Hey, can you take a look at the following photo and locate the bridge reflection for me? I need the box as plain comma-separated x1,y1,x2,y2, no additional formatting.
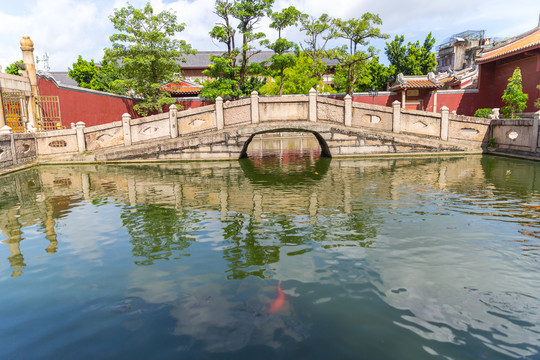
2,155,536,278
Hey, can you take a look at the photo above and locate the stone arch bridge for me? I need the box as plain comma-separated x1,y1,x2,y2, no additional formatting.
1,89,491,167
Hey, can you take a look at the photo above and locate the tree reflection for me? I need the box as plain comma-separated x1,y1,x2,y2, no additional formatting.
120,204,199,265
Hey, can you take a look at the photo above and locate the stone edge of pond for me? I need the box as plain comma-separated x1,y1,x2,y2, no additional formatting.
0,150,496,177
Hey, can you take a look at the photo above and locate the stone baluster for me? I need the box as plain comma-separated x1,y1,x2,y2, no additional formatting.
440,106,449,141
531,110,540,153
216,96,224,130
169,104,178,138
122,113,132,146
392,100,401,133
344,94,352,127
251,91,259,124
75,121,86,153
309,88,317,122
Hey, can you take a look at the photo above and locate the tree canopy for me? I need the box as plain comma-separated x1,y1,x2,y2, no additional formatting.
68,55,123,93
200,0,273,100
330,13,388,94
105,2,195,116
385,33,437,78
5,60,23,76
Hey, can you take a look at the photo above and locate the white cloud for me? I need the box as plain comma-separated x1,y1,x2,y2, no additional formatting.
0,0,538,71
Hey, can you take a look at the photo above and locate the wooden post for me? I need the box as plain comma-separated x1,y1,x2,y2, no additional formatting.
433,90,438,113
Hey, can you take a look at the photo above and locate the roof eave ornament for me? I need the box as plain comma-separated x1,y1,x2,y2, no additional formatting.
397,73,407,87
428,72,439,85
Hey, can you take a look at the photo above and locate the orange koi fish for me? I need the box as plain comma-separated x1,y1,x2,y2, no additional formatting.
269,280,285,313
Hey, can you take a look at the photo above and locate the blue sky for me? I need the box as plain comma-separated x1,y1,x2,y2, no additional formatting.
1,0,539,71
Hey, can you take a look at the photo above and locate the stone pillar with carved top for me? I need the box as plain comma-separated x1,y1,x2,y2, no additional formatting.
392,100,401,133
75,121,86,153
440,106,449,141
344,94,352,127
216,97,224,130
309,88,317,122
251,91,259,124
20,36,38,128
122,113,132,146
531,110,540,153
169,104,178,138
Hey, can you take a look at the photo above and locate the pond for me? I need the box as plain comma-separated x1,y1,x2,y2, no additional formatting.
1,150,539,359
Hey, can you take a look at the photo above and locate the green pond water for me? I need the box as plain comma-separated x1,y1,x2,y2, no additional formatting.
1,144,540,359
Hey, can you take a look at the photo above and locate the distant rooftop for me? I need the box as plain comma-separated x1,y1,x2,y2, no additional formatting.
438,30,485,50
46,72,78,87
478,26,540,63
182,50,339,68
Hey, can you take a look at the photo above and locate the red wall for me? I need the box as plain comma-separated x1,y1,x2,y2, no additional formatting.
328,92,480,116
478,51,540,113
37,76,139,127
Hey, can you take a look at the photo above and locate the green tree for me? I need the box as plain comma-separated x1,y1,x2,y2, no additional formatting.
105,2,195,116
535,84,540,108
385,33,437,78
260,52,333,95
201,0,273,100
330,14,388,95
501,67,528,118
299,13,334,81
5,60,23,76
69,55,125,93
263,6,302,96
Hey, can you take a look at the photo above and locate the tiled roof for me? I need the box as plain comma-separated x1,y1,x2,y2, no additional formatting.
182,50,339,68
47,72,79,86
161,81,202,94
390,75,443,90
478,27,540,63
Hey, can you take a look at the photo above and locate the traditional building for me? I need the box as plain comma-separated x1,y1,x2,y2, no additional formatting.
389,73,457,112
477,24,540,113
437,30,491,72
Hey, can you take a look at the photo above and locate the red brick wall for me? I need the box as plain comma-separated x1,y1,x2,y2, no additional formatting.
37,76,139,127
478,51,540,113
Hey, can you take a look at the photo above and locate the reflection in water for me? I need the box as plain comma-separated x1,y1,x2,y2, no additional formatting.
1,154,540,359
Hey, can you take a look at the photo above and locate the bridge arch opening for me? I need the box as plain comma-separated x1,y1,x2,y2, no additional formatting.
239,129,332,159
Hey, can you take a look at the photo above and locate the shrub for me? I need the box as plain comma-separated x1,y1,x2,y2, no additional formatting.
474,108,492,118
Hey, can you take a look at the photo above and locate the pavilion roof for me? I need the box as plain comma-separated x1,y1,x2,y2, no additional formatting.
161,79,202,95
389,74,449,91
477,27,540,63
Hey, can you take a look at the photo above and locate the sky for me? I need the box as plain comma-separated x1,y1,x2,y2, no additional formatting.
0,0,539,72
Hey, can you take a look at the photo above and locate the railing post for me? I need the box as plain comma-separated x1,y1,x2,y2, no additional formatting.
75,121,86,153
122,113,132,146
216,96,224,130
169,104,178,138
392,100,401,133
440,106,449,141
9,130,17,164
251,91,259,124
309,88,317,122
344,94,352,127
531,110,540,153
